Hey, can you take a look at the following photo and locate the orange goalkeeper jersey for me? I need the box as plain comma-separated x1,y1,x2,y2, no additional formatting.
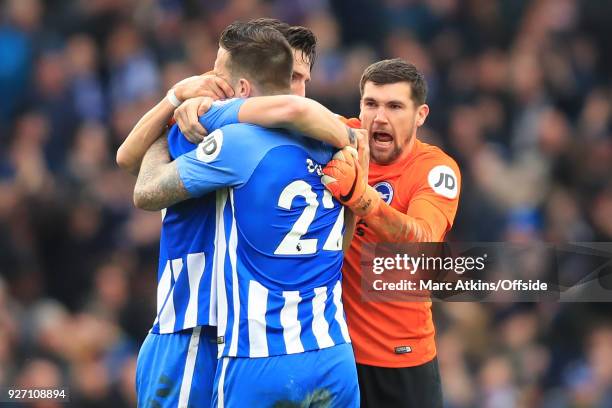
342,120,461,368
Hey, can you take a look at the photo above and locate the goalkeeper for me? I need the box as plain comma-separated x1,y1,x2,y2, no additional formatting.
322,59,461,408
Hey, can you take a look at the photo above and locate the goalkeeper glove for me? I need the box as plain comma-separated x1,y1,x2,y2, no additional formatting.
321,147,381,217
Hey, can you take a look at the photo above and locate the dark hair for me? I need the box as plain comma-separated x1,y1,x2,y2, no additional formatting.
359,58,427,105
219,21,293,93
248,18,317,70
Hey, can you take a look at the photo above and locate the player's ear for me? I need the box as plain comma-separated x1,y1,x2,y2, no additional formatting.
415,104,429,127
236,78,251,98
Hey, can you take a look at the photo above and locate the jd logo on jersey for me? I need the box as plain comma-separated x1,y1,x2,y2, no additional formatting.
373,182,394,204
433,173,455,189
428,165,458,199
196,129,223,163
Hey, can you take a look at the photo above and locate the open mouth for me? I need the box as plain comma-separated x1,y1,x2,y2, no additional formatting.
372,132,394,148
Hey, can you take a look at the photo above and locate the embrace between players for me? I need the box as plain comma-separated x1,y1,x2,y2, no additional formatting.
117,18,460,408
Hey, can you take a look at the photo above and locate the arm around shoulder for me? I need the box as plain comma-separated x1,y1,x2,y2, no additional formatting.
238,96,353,148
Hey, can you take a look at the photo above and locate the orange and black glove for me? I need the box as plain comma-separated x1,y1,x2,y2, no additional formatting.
321,146,381,217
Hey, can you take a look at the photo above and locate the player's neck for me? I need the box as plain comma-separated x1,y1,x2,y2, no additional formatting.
251,87,291,97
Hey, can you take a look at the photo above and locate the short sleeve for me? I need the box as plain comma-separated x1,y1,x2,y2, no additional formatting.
175,124,270,198
167,124,196,159
199,98,246,132
167,98,247,160
408,156,462,229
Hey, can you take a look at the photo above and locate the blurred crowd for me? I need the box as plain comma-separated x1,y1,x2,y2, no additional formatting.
0,0,611,407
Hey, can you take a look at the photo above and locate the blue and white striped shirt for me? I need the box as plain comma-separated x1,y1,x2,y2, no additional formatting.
175,101,351,357
150,99,246,334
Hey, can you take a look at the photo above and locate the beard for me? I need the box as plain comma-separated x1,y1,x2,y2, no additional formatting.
369,140,404,164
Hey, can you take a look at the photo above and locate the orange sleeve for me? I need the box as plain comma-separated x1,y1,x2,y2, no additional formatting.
337,116,362,129
408,155,461,232
363,154,461,242
362,200,448,242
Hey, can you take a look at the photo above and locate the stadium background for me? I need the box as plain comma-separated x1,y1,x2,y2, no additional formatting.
1,0,611,406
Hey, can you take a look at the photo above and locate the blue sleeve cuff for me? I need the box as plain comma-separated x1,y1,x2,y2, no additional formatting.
198,98,247,131
176,155,199,197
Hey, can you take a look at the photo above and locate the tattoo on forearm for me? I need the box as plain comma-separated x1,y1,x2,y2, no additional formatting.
136,136,170,185
134,136,190,210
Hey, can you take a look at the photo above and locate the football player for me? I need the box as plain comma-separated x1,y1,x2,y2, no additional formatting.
324,59,461,408
118,19,358,408
132,22,360,407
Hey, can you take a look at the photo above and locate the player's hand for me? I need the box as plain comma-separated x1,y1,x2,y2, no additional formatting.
172,73,234,102
174,96,214,143
321,146,363,203
354,128,369,178
322,145,380,217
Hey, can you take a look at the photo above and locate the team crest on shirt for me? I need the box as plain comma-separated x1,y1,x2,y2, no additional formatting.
373,181,394,204
196,129,223,163
428,165,458,199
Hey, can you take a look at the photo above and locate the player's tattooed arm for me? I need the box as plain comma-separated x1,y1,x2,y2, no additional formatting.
133,135,191,211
